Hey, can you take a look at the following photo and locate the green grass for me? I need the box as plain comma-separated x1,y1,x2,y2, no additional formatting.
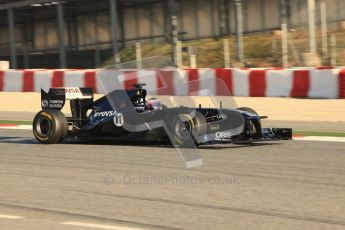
0,120,32,125
294,130,345,137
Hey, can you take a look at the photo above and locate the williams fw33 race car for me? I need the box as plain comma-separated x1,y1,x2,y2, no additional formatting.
33,84,292,147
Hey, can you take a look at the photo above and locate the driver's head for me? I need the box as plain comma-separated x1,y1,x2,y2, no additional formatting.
147,98,162,110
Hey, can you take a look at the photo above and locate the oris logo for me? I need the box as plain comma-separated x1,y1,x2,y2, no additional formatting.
216,131,232,139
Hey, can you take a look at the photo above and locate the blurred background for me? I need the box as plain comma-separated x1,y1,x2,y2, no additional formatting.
0,0,344,69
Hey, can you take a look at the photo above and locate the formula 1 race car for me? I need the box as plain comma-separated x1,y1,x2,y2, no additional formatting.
32,84,292,147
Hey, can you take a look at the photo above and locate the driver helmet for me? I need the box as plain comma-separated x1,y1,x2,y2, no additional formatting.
147,98,162,110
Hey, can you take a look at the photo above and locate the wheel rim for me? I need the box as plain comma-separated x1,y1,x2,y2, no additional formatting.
36,117,51,137
175,117,193,141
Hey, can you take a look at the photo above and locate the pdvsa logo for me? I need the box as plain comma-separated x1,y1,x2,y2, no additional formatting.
94,111,116,117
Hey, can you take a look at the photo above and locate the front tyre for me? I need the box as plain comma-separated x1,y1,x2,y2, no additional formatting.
33,110,68,144
237,107,262,139
167,111,207,147
166,112,197,147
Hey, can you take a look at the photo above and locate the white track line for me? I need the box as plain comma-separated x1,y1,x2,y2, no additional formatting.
294,136,345,143
62,222,151,230
0,214,23,219
0,125,31,130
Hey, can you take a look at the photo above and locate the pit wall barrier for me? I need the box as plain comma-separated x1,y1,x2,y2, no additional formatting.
0,67,344,99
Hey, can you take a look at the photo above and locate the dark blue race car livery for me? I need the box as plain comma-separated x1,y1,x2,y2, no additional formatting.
33,84,292,146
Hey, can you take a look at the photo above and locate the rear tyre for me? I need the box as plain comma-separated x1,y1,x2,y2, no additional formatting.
55,111,68,141
33,109,68,144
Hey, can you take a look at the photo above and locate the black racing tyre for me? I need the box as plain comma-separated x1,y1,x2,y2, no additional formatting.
193,111,208,144
166,112,195,147
55,110,68,141
167,111,208,147
33,109,68,144
237,107,262,139
171,113,196,147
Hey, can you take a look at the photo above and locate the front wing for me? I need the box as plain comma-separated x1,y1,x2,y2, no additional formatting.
198,128,293,144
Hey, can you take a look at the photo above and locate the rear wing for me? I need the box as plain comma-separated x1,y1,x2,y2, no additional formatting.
41,87,93,110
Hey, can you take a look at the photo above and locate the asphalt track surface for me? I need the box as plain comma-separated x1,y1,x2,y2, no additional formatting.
0,128,345,230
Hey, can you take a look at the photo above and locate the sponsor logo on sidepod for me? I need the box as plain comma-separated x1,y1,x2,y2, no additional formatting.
94,111,116,117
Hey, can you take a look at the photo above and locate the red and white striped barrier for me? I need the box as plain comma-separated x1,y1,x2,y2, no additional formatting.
0,68,344,98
